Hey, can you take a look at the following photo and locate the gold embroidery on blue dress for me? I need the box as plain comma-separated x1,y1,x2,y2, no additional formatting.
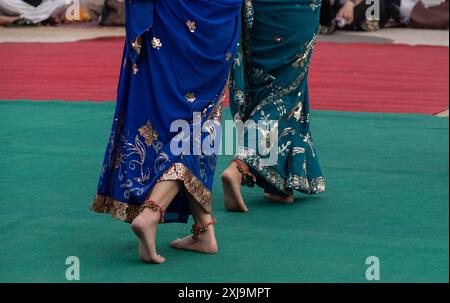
105,109,124,170
138,120,159,147
158,163,213,213
132,64,139,75
186,20,196,33
151,37,162,49
132,37,143,55
226,52,232,61
185,92,197,102
113,151,124,169
122,134,151,187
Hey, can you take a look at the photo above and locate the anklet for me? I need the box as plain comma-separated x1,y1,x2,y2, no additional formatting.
144,199,165,223
191,217,216,235
233,160,256,187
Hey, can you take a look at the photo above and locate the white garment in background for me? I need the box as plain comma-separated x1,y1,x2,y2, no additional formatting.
336,0,420,23
399,0,418,22
0,0,67,23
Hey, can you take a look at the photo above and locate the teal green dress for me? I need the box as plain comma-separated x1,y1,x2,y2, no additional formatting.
230,0,325,196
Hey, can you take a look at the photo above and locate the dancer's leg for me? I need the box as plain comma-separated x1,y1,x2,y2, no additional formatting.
221,161,248,212
170,194,218,254
131,180,182,264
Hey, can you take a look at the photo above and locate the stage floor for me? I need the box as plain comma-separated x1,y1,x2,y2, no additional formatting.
0,101,448,282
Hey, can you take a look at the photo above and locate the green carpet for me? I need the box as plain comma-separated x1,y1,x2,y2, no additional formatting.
0,101,448,283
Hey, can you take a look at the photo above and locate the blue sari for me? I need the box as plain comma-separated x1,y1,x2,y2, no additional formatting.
91,0,242,223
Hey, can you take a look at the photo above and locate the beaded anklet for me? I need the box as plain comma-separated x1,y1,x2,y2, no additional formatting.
144,199,165,223
191,217,217,236
233,159,256,187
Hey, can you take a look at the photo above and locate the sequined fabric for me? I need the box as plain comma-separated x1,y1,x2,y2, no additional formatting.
229,0,326,195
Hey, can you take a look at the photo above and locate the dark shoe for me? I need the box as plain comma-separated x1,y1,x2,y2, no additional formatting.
361,19,381,31
319,20,337,35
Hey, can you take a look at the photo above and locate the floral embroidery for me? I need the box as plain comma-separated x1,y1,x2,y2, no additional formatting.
138,120,159,147
186,20,196,33
185,92,197,102
151,37,162,49
122,134,151,186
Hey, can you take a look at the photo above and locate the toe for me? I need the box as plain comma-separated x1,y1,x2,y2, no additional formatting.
154,255,166,264
170,239,181,248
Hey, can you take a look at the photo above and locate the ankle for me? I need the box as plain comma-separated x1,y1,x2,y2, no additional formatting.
195,228,216,243
223,164,242,180
133,210,160,227
191,217,216,237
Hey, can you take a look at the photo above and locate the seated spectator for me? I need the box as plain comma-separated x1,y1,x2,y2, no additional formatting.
0,0,91,26
320,0,449,34
99,0,124,26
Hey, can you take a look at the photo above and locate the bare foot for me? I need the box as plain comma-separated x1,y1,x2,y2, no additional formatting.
131,209,166,264
264,192,294,204
170,228,218,254
221,163,248,212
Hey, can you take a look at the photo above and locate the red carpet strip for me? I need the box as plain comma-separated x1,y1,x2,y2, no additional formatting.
0,37,448,114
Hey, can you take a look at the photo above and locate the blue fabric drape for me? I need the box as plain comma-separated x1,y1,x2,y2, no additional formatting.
92,0,243,223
